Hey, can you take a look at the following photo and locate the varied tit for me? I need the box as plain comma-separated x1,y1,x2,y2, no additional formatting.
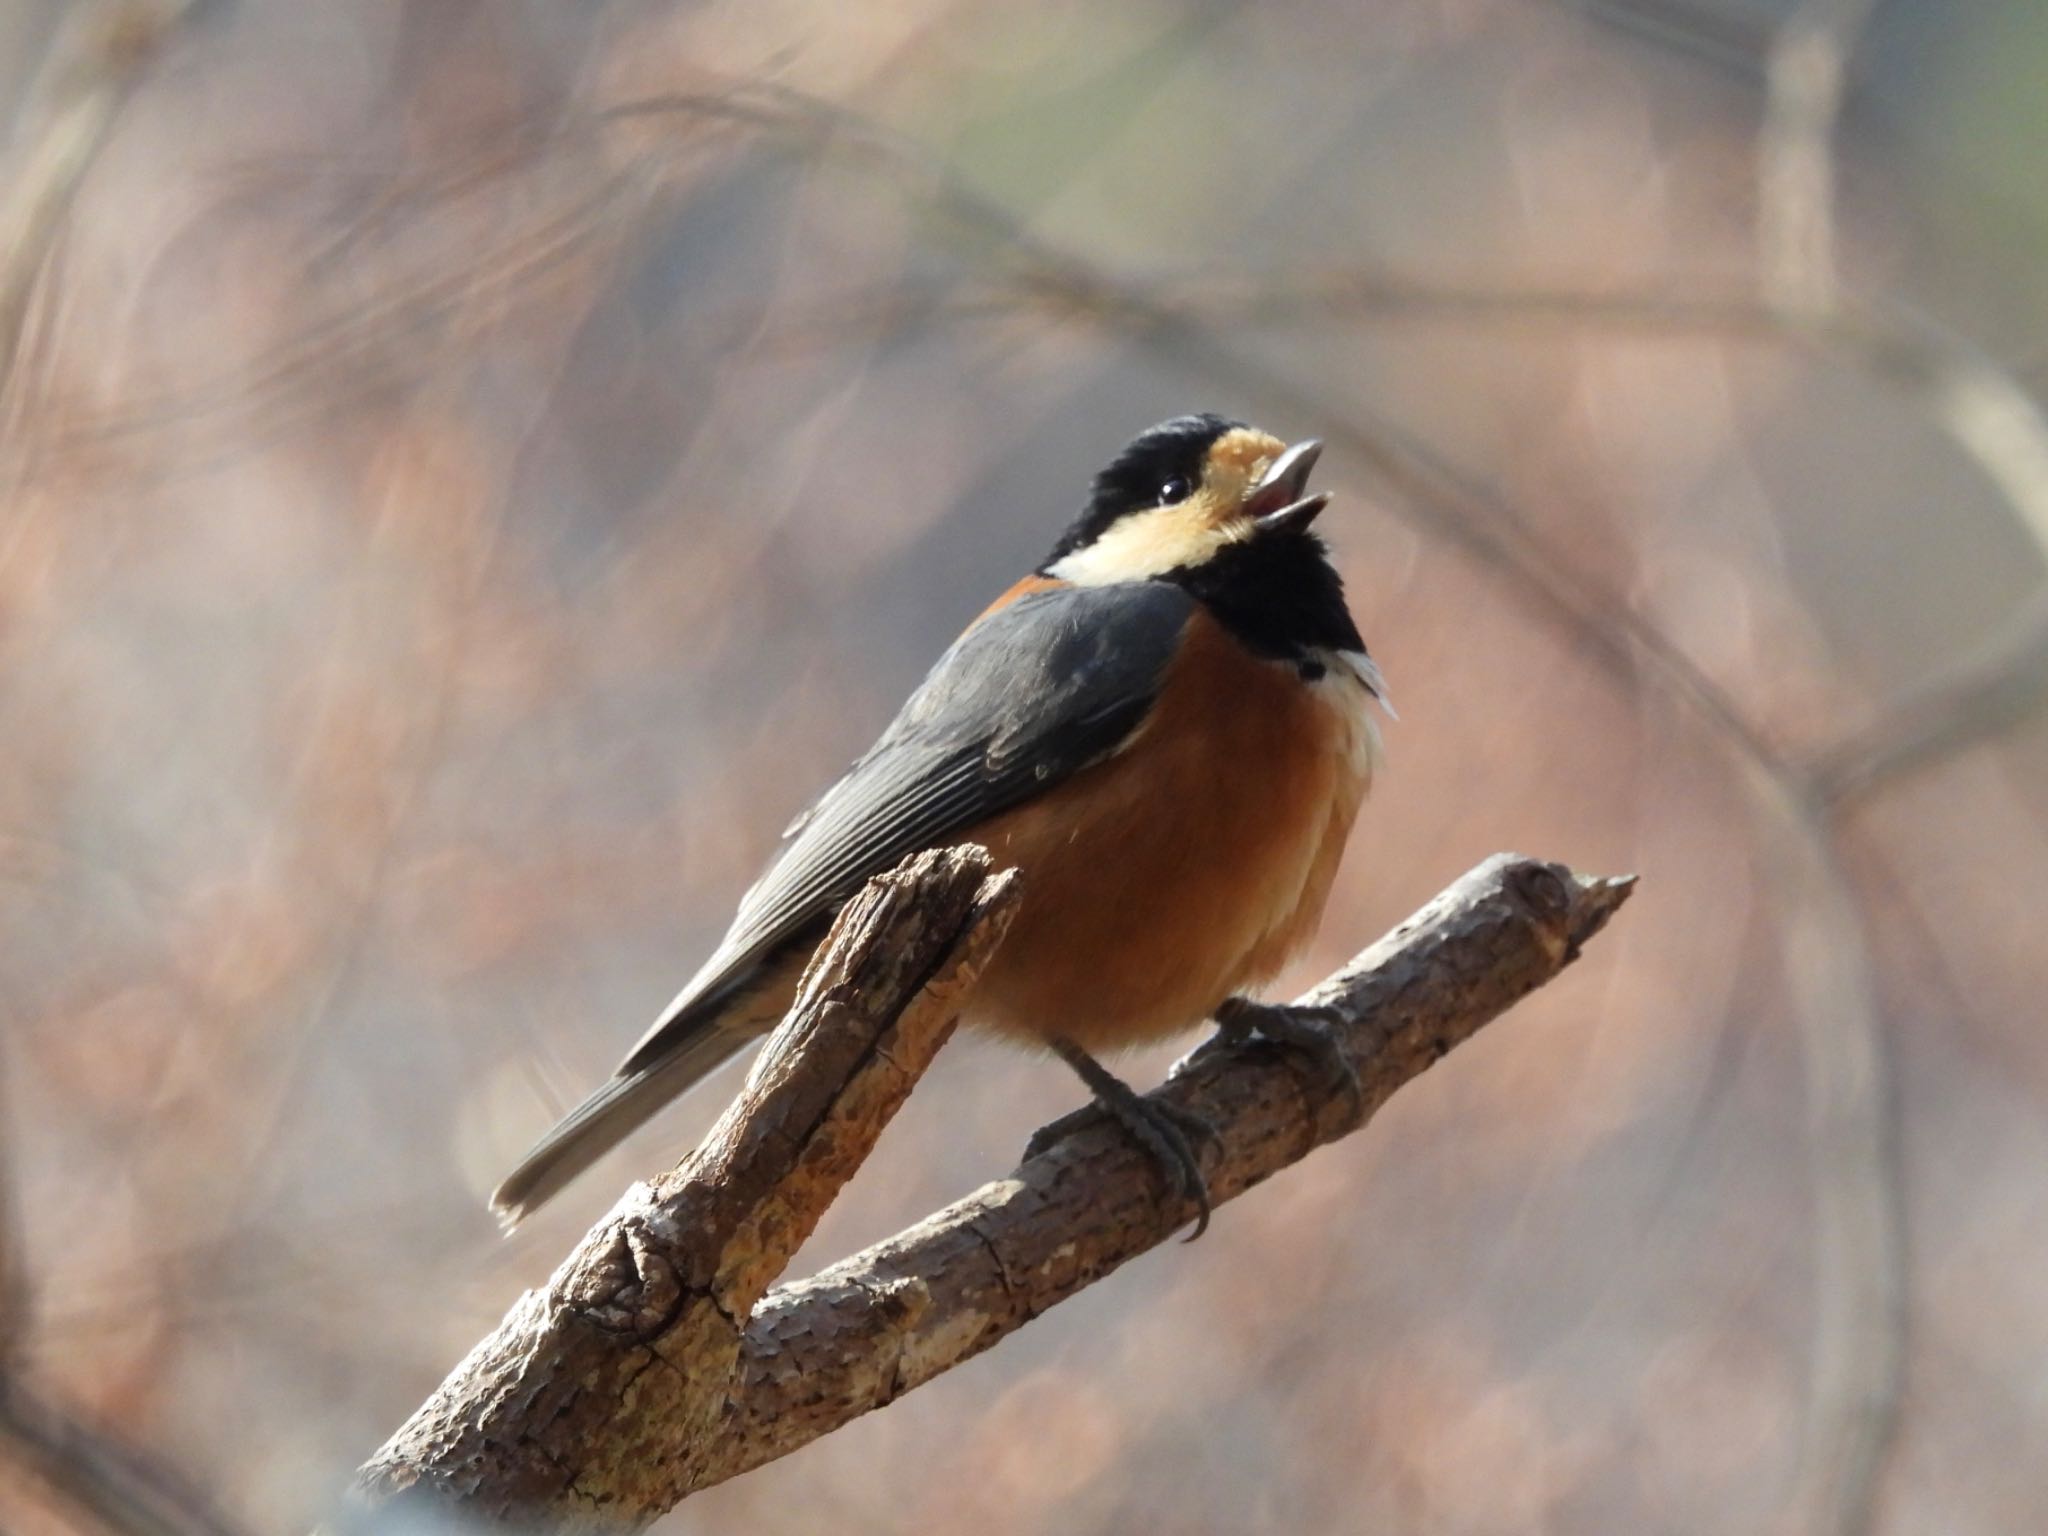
493,413,1389,1235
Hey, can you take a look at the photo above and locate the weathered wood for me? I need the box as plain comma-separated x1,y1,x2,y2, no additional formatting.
355,845,1019,1528
353,850,1631,1527
700,853,1632,1490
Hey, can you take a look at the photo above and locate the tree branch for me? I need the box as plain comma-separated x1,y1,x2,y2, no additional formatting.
0,1381,246,1536
355,844,1021,1524
353,851,1631,1529
0,1,199,421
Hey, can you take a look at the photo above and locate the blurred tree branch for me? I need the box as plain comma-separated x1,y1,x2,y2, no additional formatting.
0,12,253,1536
0,1062,21,1371
1757,5,1899,1531
20,50,2048,803
0,1381,245,1536
0,0,199,434
40,79,2048,800
353,849,1631,1527
136,69,2039,806
1758,0,1876,315
90,69,2012,1536
750,268,2048,793
7,25,2028,1530
0,934,239,1536
1,1022,244,1536
1558,0,1773,78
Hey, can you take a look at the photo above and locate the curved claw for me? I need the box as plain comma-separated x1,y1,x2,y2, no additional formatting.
1206,998,1365,1125
1035,1039,1222,1240
1129,1097,1221,1241
1023,1102,1100,1164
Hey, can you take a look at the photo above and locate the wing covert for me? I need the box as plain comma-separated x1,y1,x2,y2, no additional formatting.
618,580,1194,1072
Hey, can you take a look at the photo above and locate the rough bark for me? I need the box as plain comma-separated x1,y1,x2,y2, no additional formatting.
354,850,1631,1528
355,845,1021,1527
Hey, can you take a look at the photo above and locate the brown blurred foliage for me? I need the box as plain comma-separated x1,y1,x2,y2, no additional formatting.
1,1,2046,1533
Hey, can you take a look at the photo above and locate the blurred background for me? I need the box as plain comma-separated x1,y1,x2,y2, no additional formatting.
1,0,2045,1532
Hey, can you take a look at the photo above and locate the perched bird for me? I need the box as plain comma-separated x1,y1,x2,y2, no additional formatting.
493,413,1388,1233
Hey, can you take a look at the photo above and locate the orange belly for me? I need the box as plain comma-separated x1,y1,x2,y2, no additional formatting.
961,611,1375,1055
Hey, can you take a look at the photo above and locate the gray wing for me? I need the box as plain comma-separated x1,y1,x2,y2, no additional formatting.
617,578,1194,1073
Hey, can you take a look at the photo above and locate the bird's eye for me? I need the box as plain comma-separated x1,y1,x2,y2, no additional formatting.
1156,477,1192,506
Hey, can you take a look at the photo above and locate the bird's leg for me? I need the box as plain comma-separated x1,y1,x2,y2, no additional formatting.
1024,1038,1221,1239
1187,996,1363,1123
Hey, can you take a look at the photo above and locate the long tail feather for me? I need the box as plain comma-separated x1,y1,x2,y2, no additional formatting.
490,1025,749,1226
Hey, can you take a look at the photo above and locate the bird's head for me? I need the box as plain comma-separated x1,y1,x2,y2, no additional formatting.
1040,414,1366,667
1040,413,1329,583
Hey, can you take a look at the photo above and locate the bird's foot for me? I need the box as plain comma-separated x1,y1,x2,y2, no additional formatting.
1188,997,1363,1124
1026,1039,1222,1240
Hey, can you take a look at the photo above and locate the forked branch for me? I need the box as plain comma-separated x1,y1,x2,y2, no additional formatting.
354,847,1632,1529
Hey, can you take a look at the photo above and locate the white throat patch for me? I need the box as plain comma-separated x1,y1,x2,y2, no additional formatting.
1046,505,1251,585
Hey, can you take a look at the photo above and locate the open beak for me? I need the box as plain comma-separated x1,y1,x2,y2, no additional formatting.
1243,439,1329,536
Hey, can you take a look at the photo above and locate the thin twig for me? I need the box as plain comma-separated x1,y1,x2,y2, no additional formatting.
1767,819,1904,1536
605,82,2048,785
0,1,196,418
742,265,2048,789
1810,589,2048,799
0,1046,21,1371
0,1380,246,1536
1555,0,1775,78
1756,3,1904,1529
32,81,2048,798
0,12,250,1536
44,169,647,477
1758,0,1878,314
